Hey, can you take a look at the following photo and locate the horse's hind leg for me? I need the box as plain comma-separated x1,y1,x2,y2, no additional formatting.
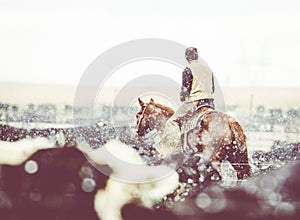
228,121,251,180
229,146,251,180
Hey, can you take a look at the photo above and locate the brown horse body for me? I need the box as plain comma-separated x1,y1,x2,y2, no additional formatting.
135,98,251,180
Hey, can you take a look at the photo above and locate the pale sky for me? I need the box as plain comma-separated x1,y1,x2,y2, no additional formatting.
0,0,300,87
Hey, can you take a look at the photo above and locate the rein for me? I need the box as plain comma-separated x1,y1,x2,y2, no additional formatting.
143,127,163,145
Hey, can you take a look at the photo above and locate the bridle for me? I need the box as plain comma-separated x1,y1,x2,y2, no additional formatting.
135,102,151,137
135,103,167,145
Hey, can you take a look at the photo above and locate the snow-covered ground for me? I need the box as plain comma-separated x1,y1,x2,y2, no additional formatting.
0,89,299,219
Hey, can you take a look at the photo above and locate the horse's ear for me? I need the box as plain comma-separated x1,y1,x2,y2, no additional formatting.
150,98,154,103
138,97,145,107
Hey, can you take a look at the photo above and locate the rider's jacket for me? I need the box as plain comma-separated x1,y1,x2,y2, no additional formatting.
156,59,215,155
180,60,215,102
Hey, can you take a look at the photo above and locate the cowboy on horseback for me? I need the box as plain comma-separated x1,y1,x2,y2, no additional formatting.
136,47,251,180
180,47,215,103
156,47,216,155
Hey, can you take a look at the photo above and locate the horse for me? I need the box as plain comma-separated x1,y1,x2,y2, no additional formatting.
135,98,251,181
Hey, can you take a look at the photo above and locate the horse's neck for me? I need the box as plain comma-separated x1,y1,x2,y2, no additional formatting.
151,106,173,125
154,108,170,127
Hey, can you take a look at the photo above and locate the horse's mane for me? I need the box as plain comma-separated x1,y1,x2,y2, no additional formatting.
152,102,175,115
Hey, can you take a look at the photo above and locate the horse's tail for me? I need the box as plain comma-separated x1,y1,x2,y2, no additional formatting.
228,120,251,179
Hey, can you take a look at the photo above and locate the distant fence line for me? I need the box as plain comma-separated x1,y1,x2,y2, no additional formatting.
0,102,299,133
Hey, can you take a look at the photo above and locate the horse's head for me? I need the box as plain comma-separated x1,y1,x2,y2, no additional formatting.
135,98,175,139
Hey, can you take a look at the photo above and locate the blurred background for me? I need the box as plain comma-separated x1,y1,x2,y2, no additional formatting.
1,0,299,149
0,0,300,86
